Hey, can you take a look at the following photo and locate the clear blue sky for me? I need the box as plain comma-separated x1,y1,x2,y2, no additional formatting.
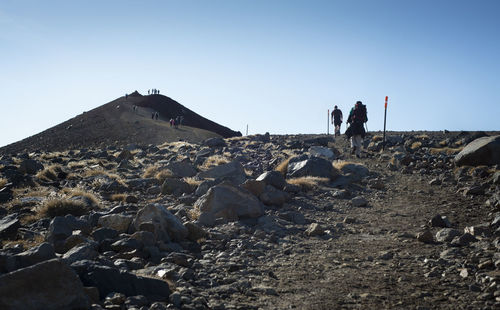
1,0,499,147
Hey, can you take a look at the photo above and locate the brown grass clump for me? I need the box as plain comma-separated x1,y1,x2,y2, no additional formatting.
109,193,127,202
333,161,356,170
3,234,45,250
36,198,89,218
155,169,175,184
411,141,422,150
416,134,430,140
200,155,231,170
372,135,383,142
36,165,65,182
288,177,330,190
61,188,100,206
275,156,294,176
0,178,7,188
143,165,159,178
429,147,463,155
183,177,203,187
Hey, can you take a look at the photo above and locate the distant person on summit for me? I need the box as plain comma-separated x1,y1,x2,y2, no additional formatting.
346,101,368,158
331,105,343,137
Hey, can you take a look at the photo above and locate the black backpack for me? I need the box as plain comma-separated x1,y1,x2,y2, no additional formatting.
353,104,367,123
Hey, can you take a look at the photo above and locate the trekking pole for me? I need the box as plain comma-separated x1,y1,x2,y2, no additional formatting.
383,96,388,151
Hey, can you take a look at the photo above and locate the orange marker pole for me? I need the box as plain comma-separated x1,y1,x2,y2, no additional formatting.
383,96,388,150
327,109,330,135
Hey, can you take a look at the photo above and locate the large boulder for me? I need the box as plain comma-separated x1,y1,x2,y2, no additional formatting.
194,183,264,226
197,160,247,184
161,178,193,196
98,214,134,233
15,242,56,269
165,161,197,178
287,156,337,179
133,204,188,242
0,215,20,239
256,171,287,190
18,159,44,175
46,215,92,253
455,135,500,166
71,260,170,302
308,146,336,160
0,259,90,310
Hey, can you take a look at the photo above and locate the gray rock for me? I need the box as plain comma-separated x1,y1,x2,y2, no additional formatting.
308,146,336,160
417,230,434,243
63,243,98,265
203,137,227,147
464,223,491,238
0,215,20,239
91,227,119,243
430,214,451,228
46,215,91,253
335,162,370,180
98,214,133,233
71,260,170,301
241,179,266,197
194,179,218,197
305,223,324,236
161,178,193,196
197,160,247,185
133,204,188,242
111,238,143,253
351,196,368,208
259,185,289,206
16,242,56,269
194,183,264,226
435,228,461,243
0,187,13,203
455,135,500,166
256,171,287,190
18,159,44,175
288,156,337,179
165,161,197,178
0,259,90,310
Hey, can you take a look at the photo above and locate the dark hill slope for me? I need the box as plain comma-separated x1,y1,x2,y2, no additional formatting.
135,94,241,138
0,92,241,155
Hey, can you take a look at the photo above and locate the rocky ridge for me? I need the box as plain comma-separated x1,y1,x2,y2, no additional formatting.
0,130,499,309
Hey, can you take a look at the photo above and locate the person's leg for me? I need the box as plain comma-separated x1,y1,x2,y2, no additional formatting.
350,136,356,154
354,135,362,157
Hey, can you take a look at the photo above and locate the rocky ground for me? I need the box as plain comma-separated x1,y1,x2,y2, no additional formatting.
0,131,499,310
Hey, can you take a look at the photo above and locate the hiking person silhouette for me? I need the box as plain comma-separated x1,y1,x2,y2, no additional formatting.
346,101,368,158
331,105,343,137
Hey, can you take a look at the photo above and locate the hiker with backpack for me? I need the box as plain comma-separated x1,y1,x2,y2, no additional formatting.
331,105,343,137
346,101,368,158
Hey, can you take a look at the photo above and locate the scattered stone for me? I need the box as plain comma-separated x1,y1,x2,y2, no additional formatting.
133,204,188,242
98,214,133,233
417,230,434,243
351,196,368,208
305,223,325,236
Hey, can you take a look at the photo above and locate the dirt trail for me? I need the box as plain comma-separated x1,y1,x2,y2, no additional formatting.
225,136,493,309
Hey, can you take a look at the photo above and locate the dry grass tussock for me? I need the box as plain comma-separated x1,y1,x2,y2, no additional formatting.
0,178,7,188
372,135,384,142
34,198,89,219
333,160,363,170
275,156,294,176
61,188,100,206
68,159,103,170
200,155,231,170
416,134,430,140
184,177,203,187
411,141,422,150
3,234,45,250
109,193,127,202
40,151,67,160
36,164,64,182
430,147,463,155
288,177,330,190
